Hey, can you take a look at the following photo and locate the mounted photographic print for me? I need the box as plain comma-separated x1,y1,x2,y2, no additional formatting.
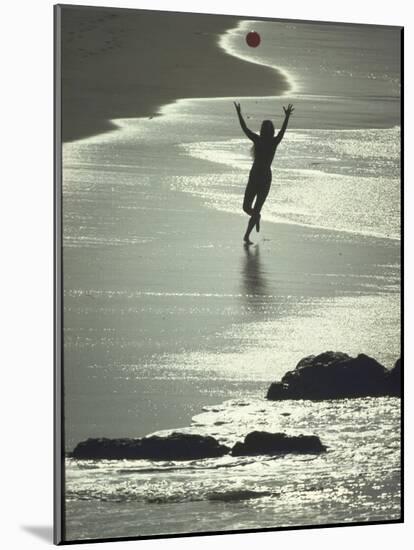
54,4,403,544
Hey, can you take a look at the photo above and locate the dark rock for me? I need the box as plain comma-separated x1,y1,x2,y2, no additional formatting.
231,431,326,456
387,358,402,397
267,351,400,400
266,382,290,400
207,489,273,501
72,432,230,460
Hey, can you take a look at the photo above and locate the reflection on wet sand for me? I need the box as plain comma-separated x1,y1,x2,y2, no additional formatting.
241,244,270,312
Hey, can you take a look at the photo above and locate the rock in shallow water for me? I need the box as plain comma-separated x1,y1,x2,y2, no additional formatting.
72,432,230,460
72,431,327,460
388,358,402,397
266,351,401,401
231,431,327,456
207,489,274,501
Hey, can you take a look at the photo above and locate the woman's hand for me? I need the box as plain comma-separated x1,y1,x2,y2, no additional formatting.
283,103,294,116
233,101,242,114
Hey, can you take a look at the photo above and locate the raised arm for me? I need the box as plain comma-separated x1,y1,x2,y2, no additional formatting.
274,104,294,145
233,102,259,142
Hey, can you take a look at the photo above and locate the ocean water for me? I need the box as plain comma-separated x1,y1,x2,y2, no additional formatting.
220,19,400,98
62,17,401,541
177,124,400,239
65,102,400,242
65,395,400,539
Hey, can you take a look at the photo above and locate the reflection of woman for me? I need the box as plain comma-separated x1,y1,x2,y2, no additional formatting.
242,244,268,304
234,102,294,244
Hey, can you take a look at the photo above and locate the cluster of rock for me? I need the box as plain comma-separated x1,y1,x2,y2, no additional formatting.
266,352,401,401
72,351,401,462
72,430,326,461
72,433,229,461
231,431,326,456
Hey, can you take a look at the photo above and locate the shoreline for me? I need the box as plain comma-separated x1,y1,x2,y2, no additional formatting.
60,7,400,144
61,7,289,143
65,389,401,539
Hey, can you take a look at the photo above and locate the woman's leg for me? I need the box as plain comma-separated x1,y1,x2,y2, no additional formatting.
243,182,256,216
244,214,259,244
243,171,272,243
255,213,261,232
246,185,270,241
242,180,258,243
253,190,269,217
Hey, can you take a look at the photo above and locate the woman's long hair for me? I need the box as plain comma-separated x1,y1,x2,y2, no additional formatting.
250,119,275,158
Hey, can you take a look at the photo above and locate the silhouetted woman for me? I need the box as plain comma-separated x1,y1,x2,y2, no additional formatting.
234,102,294,244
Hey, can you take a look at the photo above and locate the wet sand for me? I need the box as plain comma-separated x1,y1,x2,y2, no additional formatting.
60,6,289,142
62,174,400,451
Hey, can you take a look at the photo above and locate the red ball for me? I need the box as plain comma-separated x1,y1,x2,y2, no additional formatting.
246,31,261,48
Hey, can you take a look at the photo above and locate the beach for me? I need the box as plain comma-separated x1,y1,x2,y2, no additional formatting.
60,7,401,542
62,114,400,450
61,6,288,142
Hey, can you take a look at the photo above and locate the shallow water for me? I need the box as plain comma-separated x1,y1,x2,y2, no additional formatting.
220,19,400,98
178,125,400,240
65,395,400,540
